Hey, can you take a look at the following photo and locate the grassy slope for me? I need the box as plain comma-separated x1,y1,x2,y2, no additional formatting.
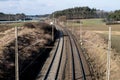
67,18,120,79
0,22,53,79
67,18,120,53
82,19,120,53
0,23,24,32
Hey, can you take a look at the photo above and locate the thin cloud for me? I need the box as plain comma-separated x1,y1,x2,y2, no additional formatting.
0,0,20,1
0,0,120,15
0,0,8,1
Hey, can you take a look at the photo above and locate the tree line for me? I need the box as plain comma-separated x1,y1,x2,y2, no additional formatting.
51,6,108,19
1,7,120,21
0,12,50,21
107,10,120,21
51,6,120,21
0,13,26,21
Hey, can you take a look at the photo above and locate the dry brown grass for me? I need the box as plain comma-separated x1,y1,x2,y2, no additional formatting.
66,19,120,80
0,24,13,32
0,22,53,79
81,31,120,80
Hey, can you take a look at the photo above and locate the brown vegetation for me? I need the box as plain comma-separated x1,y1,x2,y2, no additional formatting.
0,22,55,80
75,30,120,80
66,18,120,80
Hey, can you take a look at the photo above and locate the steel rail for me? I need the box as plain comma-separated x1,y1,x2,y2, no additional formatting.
66,29,86,80
55,30,64,80
42,30,64,80
19,27,59,79
65,30,75,80
72,34,86,80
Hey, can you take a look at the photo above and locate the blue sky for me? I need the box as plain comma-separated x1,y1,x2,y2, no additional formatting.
0,0,120,15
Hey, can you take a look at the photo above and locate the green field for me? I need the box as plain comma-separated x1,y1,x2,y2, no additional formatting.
67,19,120,53
101,34,120,53
67,19,120,31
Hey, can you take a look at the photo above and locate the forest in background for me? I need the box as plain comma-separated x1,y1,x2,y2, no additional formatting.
51,6,120,21
0,13,49,21
0,6,120,21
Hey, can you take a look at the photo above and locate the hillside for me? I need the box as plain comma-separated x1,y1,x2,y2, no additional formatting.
52,6,108,19
81,31,120,80
66,18,120,80
0,22,56,80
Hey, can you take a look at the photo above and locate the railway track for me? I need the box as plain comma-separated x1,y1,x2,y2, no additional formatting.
63,27,92,80
67,29,86,80
19,25,58,80
37,25,92,80
36,26,65,80
43,31,64,80
24,24,92,80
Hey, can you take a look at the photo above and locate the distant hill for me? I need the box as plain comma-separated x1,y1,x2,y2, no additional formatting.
51,6,109,19
0,13,26,21
0,13,50,21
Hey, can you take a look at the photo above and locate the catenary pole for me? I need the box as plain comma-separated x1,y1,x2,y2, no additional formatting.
79,10,83,45
15,26,19,80
107,26,111,80
52,14,54,41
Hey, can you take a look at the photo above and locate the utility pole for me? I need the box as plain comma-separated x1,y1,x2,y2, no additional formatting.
72,19,74,34
107,26,111,80
15,26,19,80
80,22,83,45
52,13,54,41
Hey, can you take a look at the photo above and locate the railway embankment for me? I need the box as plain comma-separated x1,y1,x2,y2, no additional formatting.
79,31,120,80
0,22,57,80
